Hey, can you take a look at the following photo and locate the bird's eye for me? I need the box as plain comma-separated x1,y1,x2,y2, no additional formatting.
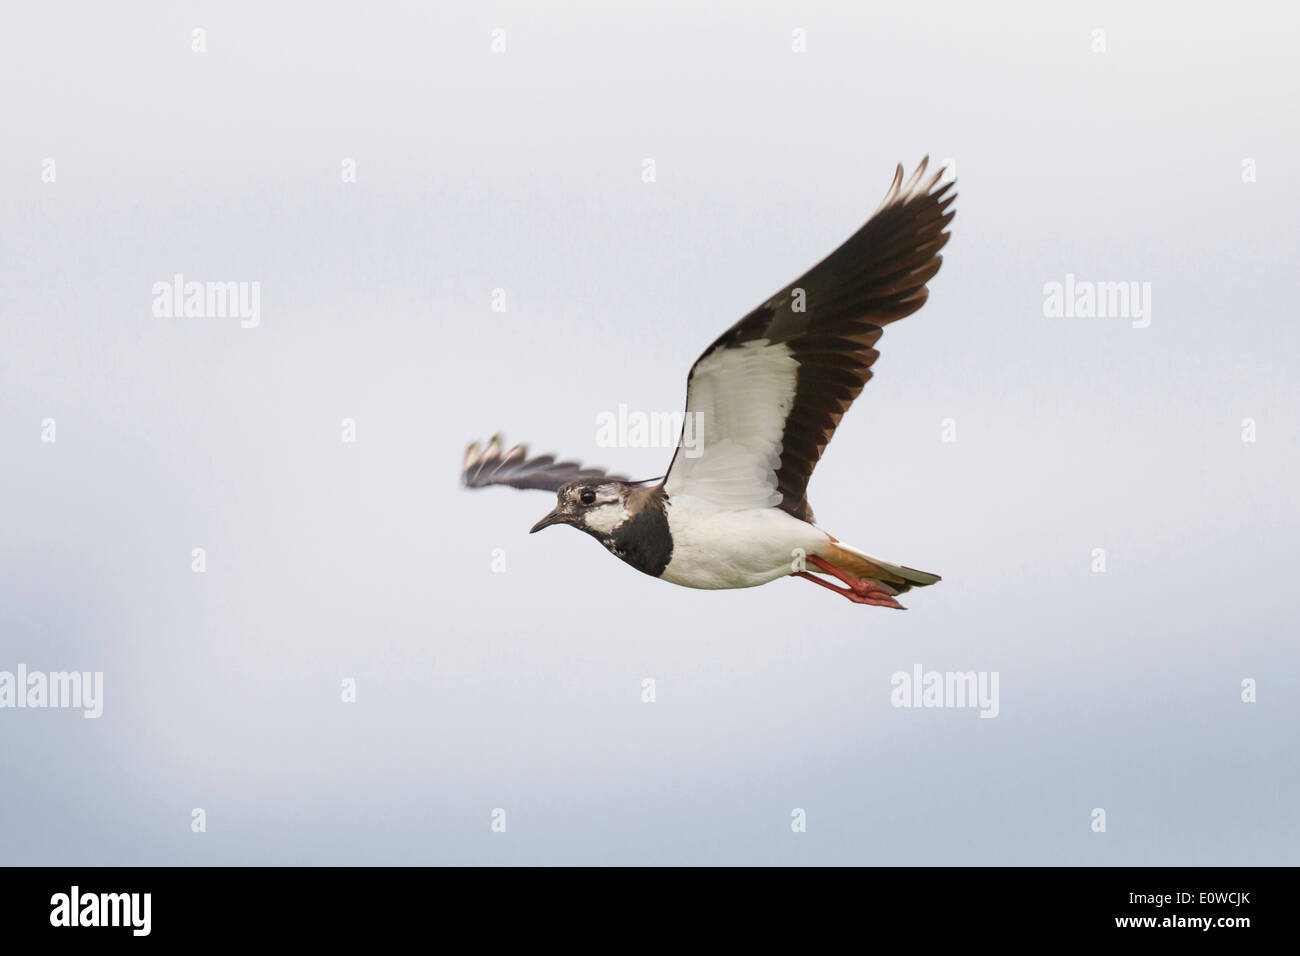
579,489,596,505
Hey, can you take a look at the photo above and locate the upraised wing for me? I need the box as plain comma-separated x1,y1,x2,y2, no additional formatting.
462,435,625,492
662,158,955,522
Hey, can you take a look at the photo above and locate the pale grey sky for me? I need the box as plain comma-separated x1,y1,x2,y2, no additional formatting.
1,0,1297,864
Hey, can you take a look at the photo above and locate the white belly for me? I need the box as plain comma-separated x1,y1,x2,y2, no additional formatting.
660,495,829,590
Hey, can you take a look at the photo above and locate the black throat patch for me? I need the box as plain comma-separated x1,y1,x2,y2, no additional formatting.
596,486,672,578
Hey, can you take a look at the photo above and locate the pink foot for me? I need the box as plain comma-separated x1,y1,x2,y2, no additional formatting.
795,570,907,609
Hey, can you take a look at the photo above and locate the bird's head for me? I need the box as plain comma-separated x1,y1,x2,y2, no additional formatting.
529,478,634,537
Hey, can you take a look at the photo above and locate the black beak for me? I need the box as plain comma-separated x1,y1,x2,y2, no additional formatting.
529,508,567,534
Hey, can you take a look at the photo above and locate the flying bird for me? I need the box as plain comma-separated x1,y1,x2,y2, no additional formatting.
463,158,954,608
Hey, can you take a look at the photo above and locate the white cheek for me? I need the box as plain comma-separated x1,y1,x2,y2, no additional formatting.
582,503,626,534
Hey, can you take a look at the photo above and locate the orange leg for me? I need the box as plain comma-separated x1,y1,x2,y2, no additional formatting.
795,556,906,609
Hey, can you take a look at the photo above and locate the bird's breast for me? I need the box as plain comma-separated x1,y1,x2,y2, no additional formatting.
604,498,673,578
660,496,828,590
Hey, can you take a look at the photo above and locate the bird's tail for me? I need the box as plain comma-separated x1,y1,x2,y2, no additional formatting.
821,538,941,595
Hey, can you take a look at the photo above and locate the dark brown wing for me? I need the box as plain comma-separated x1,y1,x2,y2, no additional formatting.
462,435,624,492
662,158,955,522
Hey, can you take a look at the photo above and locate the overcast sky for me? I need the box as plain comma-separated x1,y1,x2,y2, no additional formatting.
1,0,1297,864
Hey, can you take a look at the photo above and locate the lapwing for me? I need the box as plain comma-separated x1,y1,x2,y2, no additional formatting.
463,158,954,608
